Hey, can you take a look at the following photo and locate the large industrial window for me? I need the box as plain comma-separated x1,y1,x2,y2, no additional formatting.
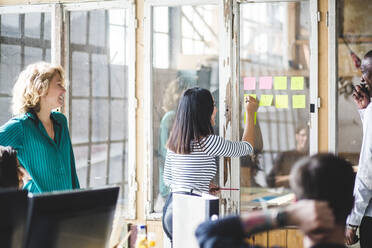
0,2,136,219
145,1,220,218
0,9,51,125
64,1,136,218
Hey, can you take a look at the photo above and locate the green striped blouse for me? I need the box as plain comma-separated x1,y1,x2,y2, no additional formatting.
0,111,80,193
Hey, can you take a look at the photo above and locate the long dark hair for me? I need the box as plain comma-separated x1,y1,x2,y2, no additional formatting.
167,87,214,154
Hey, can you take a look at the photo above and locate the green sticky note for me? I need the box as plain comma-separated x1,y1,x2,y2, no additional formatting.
259,95,273,106
274,76,287,90
244,112,257,125
275,95,288,108
291,76,304,90
293,95,306,108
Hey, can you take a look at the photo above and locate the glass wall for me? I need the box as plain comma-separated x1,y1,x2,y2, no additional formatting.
337,0,372,166
151,4,220,213
239,1,311,212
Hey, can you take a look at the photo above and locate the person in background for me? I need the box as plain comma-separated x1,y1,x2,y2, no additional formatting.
154,79,186,212
346,50,372,247
196,153,355,248
266,125,308,188
162,87,258,242
0,62,79,193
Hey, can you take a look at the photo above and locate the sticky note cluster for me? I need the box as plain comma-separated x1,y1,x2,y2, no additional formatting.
243,76,305,91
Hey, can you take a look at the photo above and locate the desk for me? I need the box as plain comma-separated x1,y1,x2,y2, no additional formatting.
247,228,304,248
241,187,303,248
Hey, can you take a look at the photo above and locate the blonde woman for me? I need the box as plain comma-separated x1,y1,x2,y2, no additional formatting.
0,62,79,193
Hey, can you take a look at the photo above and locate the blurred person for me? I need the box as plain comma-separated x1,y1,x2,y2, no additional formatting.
266,126,308,188
154,79,186,212
196,153,355,248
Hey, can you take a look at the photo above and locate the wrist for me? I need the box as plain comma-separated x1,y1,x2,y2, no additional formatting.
348,224,358,232
273,208,288,228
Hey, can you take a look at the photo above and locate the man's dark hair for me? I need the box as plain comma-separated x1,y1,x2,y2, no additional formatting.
290,153,355,225
167,87,214,154
0,146,19,188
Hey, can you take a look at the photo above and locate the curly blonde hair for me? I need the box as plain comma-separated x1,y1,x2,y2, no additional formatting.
11,62,65,115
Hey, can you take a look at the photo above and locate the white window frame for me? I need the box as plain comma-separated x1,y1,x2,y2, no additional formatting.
62,0,137,219
328,0,337,153
144,0,230,220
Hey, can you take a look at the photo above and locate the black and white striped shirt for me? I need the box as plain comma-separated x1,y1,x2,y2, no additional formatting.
163,135,253,193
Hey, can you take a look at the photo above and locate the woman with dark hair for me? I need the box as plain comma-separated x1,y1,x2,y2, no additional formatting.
162,87,258,241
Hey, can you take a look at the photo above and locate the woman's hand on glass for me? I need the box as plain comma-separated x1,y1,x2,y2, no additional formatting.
245,95,258,114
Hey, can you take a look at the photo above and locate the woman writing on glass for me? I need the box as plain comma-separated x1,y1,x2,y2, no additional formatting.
162,87,258,242
0,62,79,193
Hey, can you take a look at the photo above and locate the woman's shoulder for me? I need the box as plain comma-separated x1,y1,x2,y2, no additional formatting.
51,111,68,124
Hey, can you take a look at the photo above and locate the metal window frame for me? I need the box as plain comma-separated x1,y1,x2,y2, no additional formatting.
0,4,53,65
144,0,225,220
63,0,137,219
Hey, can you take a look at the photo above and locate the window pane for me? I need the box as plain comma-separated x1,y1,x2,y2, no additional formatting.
111,99,126,140
239,1,310,212
92,99,109,142
25,13,41,38
70,12,87,45
153,33,169,69
72,51,90,96
109,143,124,184
337,0,372,165
90,144,108,187
0,13,51,127
74,146,89,188
69,9,130,210
71,99,89,144
151,5,220,213
92,54,109,97
1,14,20,38
181,6,218,55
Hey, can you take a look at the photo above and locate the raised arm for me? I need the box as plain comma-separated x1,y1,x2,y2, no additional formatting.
242,95,258,147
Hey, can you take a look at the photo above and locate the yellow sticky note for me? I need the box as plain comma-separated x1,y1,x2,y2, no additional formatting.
244,112,257,125
293,95,306,108
244,93,256,100
259,95,273,106
291,76,304,90
274,76,287,90
275,95,288,108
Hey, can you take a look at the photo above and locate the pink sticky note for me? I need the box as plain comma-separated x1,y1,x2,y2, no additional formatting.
243,77,256,90
259,76,273,89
